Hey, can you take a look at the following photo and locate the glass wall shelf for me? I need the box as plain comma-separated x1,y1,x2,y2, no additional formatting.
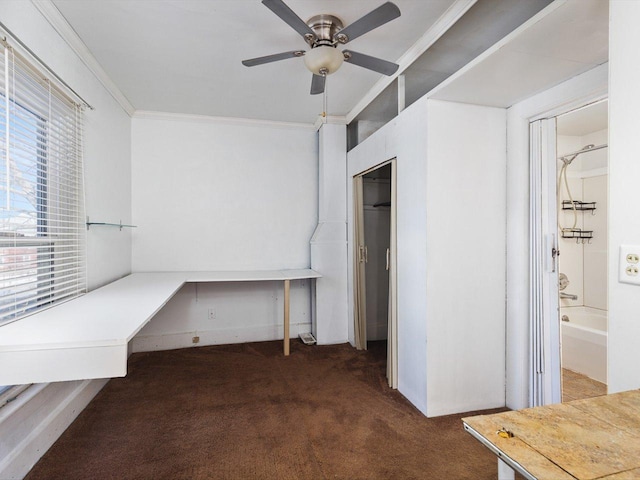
86,217,137,231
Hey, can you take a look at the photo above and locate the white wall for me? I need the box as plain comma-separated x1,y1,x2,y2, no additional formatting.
131,115,316,272
348,106,429,414
84,86,132,290
347,98,506,416
583,172,607,310
130,114,318,350
0,2,132,478
131,279,313,352
608,0,640,394
424,100,506,417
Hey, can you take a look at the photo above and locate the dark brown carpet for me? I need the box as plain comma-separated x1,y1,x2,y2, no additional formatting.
25,340,505,480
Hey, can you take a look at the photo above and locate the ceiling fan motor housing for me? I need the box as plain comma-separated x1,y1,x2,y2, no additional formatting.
303,14,345,75
305,14,344,46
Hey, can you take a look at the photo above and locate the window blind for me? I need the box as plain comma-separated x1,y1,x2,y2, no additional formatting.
0,40,86,327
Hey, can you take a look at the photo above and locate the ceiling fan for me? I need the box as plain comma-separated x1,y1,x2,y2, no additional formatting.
242,0,401,95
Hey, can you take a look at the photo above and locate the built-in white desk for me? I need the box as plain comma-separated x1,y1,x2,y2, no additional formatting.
0,270,320,385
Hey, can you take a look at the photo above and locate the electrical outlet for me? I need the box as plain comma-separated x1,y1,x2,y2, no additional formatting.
192,336,200,344
207,308,216,320
619,245,640,286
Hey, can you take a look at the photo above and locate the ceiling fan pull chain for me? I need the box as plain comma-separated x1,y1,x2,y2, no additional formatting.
322,72,328,120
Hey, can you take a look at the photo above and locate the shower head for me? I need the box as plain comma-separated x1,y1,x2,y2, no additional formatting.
560,144,596,165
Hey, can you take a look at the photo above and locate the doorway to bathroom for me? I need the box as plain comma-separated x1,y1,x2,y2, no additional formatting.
529,98,609,407
555,100,609,402
353,160,398,388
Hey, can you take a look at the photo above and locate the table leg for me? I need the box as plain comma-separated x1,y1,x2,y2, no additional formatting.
284,279,290,356
498,459,515,480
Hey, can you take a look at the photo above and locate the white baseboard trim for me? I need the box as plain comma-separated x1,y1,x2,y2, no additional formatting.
426,399,506,418
131,322,313,353
0,378,108,480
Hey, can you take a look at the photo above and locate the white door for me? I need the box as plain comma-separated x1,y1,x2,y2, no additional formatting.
529,119,561,406
353,175,367,350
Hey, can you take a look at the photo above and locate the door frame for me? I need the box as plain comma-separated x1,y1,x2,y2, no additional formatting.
506,64,607,410
538,98,610,406
352,159,398,388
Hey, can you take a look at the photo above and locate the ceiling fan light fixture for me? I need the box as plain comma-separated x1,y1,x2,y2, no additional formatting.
303,46,344,75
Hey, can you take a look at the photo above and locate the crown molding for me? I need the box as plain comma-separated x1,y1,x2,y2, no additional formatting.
31,0,136,116
133,110,317,131
313,114,348,131
346,0,477,124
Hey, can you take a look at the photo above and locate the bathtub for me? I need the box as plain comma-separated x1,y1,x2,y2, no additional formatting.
560,306,607,384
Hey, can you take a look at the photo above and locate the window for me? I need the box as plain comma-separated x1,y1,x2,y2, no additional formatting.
0,41,86,328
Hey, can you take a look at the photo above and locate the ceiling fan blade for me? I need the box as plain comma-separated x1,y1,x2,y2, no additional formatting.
242,50,304,67
334,2,400,44
310,74,326,95
262,0,316,40
343,50,399,76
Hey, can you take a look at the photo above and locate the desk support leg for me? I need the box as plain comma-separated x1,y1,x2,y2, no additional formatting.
498,459,515,480
284,279,290,356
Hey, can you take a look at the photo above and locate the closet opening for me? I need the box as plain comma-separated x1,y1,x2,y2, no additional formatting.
353,160,397,388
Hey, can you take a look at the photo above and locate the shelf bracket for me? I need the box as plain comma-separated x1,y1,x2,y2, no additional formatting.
86,216,137,231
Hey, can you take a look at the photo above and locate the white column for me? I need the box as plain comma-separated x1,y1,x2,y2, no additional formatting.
608,0,640,393
311,122,349,344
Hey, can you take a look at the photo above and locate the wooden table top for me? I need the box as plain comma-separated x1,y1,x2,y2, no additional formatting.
463,389,640,480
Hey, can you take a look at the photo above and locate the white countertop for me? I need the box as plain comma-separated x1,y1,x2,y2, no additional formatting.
0,269,320,384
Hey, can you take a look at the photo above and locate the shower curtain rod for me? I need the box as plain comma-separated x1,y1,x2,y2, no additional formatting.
558,143,608,159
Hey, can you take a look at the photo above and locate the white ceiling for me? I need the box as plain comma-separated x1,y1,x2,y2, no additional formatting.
430,0,608,108
557,100,608,137
51,0,459,124
47,0,610,128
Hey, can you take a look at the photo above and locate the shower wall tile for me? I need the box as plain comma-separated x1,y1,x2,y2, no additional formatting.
584,251,607,309
583,174,608,310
